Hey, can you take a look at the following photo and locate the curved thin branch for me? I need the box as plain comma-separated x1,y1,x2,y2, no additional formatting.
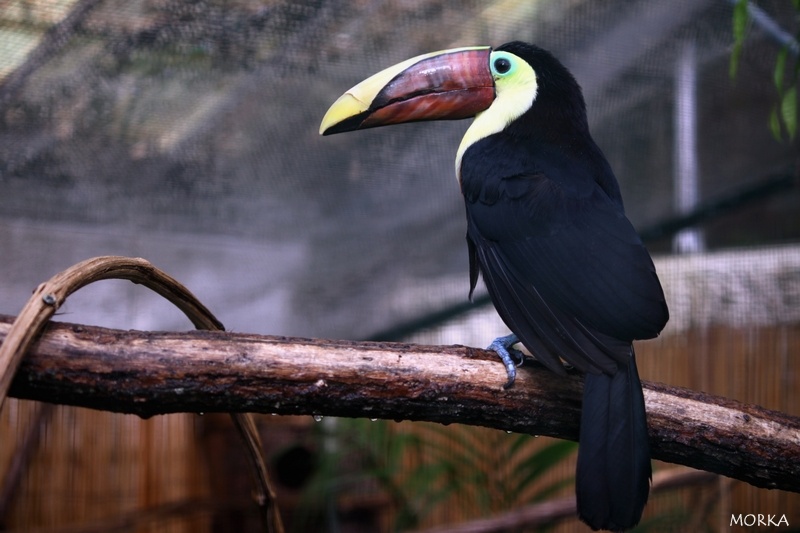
3,314,799,494
0,257,281,533
0,256,221,409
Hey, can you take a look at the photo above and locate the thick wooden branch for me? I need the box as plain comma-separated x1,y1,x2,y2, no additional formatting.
3,314,798,494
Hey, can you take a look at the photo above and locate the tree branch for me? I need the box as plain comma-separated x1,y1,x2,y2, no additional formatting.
0,256,281,533
3,314,799,494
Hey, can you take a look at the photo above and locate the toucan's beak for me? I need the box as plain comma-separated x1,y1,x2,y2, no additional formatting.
320,46,494,136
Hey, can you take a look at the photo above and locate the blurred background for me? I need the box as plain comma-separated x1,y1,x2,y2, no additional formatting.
1,0,798,531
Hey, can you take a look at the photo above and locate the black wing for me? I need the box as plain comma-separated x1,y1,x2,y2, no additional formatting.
461,136,668,375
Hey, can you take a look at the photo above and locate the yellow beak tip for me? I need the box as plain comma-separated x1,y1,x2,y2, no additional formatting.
319,93,369,135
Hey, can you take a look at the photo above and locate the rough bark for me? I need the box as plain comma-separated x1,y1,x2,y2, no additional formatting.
3,314,798,494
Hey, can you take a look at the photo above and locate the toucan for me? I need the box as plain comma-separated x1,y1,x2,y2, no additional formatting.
320,41,669,531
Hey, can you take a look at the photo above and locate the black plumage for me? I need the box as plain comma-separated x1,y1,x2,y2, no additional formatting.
460,42,668,531
320,39,670,531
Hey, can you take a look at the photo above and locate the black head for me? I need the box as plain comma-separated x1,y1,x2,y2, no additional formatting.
496,41,589,135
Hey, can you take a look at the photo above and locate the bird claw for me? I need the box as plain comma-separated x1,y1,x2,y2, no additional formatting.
487,333,523,389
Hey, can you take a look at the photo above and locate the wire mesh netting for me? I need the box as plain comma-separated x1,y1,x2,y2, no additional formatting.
1,0,797,338
1,0,799,531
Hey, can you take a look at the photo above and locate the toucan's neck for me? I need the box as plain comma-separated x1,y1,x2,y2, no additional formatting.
456,88,591,183
455,68,539,182
457,110,592,181
456,109,504,181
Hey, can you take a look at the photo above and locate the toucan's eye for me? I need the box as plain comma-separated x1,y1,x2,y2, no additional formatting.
490,51,516,77
494,58,511,73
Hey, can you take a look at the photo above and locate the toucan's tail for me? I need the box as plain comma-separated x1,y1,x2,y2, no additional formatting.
576,350,650,532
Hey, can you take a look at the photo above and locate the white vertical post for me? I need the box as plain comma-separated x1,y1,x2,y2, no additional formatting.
673,39,704,253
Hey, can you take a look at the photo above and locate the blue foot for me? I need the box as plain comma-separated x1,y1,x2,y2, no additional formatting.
488,333,524,389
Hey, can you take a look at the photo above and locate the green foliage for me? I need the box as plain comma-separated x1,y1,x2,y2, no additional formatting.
292,418,703,531
772,47,798,140
417,424,576,515
296,418,577,532
730,0,749,79
730,0,800,141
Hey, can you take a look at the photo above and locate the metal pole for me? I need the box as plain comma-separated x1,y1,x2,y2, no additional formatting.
674,39,704,253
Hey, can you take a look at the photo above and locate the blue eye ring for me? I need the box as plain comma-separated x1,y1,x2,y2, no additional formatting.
490,51,516,77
